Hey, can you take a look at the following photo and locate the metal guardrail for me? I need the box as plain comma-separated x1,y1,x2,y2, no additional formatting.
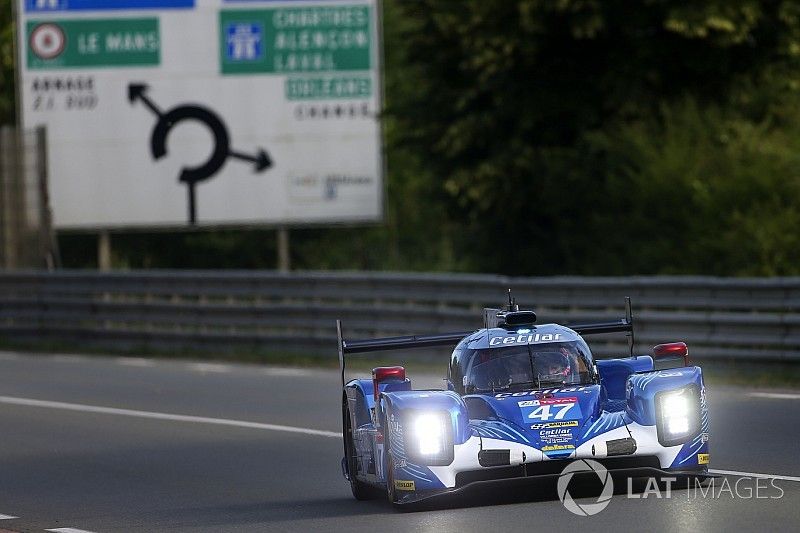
0,270,798,361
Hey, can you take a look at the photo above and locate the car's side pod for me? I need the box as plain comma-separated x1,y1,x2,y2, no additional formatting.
625,366,705,429
380,389,473,451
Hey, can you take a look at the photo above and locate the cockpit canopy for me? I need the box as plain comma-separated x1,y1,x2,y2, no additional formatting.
449,335,596,395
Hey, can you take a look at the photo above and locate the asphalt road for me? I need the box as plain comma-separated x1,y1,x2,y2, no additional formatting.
0,351,798,532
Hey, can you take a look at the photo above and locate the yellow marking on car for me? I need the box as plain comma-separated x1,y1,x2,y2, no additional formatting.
394,480,415,491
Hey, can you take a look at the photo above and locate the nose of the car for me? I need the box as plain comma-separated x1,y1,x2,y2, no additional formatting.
480,386,602,456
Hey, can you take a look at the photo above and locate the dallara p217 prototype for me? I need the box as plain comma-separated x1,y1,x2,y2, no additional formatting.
337,298,710,506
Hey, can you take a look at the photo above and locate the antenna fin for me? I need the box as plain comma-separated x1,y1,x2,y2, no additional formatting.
506,288,519,312
625,297,635,356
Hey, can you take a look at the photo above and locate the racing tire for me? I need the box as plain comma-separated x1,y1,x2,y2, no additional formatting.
382,410,401,507
343,404,376,500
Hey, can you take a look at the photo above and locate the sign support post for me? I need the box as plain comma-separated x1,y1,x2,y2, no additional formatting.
277,227,290,272
98,230,111,271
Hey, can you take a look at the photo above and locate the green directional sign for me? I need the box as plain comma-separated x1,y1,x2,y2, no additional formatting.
27,18,160,70
220,6,371,75
286,76,372,100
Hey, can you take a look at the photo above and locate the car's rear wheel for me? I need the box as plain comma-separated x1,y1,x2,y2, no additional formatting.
343,404,375,500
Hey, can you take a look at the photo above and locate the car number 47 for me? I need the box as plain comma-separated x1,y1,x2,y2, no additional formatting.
528,403,574,421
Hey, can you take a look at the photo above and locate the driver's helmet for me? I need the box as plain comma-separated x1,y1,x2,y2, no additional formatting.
481,351,530,388
502,353,531,383
538,349,571,379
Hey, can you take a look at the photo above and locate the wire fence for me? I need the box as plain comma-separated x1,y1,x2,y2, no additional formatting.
0,270,797,362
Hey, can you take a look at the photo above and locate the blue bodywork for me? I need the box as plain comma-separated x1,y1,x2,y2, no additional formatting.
342,323,710,504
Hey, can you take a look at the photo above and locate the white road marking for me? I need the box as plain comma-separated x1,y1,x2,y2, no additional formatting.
0,352,19,361
188,362,230,373
116,357,155,367
262,367,313,377
0,514,18,520
50,354,87,363
710,469,800,483
0,396,341,439
1,393,798,483
748,392,800,400
46,528,98,533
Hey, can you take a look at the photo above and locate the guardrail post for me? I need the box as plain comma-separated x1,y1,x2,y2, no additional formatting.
277,227,290,272
0,126,19,269
98,231,112,271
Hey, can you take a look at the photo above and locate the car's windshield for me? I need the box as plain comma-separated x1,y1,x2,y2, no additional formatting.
463,341,594,393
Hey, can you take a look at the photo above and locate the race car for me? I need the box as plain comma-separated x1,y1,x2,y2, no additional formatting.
338,297,710,506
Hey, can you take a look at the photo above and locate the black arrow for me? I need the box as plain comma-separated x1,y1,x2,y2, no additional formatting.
128,83,163,118
128,82,274,225
150,105,231,183
229,149,273,172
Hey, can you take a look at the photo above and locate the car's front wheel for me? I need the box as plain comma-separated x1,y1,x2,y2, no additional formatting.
343,404,375,500
382,410,401,506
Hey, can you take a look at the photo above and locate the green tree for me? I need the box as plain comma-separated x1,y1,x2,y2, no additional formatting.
588,96,800,275
1,0,16,124
389,0,800,275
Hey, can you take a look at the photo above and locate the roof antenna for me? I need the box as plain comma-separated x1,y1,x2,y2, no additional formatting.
507,288,518,312
625,297,635,357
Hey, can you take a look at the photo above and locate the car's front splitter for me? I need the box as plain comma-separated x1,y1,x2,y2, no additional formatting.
393,464,714,506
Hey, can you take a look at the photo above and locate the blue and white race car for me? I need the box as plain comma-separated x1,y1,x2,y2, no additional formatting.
338,298,710,506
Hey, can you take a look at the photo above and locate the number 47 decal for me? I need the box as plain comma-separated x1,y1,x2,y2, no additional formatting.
528,402,575,421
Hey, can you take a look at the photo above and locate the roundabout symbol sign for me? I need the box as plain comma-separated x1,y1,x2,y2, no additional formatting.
128,83,273,224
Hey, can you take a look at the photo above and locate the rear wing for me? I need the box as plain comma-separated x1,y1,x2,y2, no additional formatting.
337,297,635,387
336,321,472,388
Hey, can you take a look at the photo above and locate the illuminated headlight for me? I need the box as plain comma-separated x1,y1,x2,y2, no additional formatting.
415,414,445,455
405,411,454,465
656,387,701,447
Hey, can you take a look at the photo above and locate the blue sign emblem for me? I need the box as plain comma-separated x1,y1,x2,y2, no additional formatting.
225,23,264,62
25,0,194,11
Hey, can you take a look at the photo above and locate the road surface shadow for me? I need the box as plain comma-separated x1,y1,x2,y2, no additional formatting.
401,474,707,513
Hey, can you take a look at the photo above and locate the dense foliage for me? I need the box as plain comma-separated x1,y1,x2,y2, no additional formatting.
384,0,800,275
8,1,800,274
0,0,14,124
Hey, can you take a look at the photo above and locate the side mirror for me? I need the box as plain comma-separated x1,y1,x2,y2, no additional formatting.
653,342,689,368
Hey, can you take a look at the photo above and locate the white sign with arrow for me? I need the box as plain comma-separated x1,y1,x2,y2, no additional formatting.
16,0,383,229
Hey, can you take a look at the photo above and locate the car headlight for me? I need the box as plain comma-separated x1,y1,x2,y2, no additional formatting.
405,411,454,465
656,387,701,447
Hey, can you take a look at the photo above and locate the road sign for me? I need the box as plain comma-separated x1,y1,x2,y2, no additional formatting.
219,6,371,74
24,1,195,12
27,18,161,69
15,0,383,229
